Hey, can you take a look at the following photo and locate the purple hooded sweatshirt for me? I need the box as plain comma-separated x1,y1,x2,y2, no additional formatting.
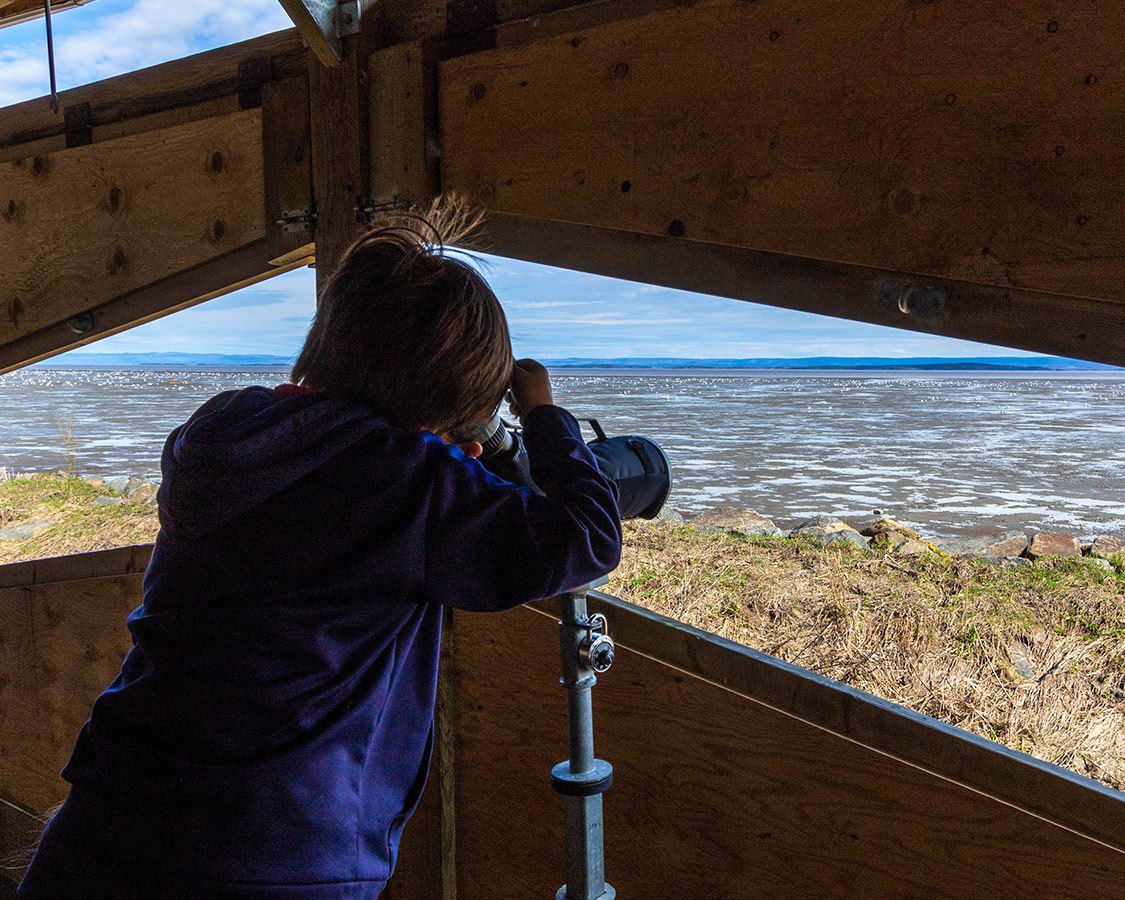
19,386,621,899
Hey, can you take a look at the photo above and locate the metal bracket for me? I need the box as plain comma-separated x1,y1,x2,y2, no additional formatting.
337,1,362,36
276,0,365,67
276,207,317,235
355,196,413,225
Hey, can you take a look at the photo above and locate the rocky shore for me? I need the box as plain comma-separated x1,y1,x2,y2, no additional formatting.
660,505,1124,573
2,472,1124,576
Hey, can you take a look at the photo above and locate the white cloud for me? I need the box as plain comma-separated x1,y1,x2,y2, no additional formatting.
0,0,292,107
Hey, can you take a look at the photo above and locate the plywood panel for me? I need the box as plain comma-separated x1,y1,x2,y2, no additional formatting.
442,0,1125,304
0,110,265,341
0,575,139,813
452,605,1125,899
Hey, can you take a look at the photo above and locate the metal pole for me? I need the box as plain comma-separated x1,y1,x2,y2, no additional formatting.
552,580,616,900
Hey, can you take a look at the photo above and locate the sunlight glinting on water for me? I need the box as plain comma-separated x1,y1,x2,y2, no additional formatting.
1,367,1124,539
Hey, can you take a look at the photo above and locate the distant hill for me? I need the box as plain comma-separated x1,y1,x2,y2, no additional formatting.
541,356,1116,371
32,353,1118,371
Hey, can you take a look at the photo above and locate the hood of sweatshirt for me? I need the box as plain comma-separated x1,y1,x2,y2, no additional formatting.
158,386,390,538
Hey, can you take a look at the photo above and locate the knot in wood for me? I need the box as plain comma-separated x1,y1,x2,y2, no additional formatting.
102,186,124,215
612,62,630,79
209,218,227,244
207,150,225,175
107,247,128,276
470,83,487,100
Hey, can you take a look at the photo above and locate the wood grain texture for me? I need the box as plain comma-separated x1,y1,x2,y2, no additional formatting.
369,42,438,207
0,240,301,374
262,77,315,265
0,545,151,591
0,110,265,344
0,575,139,813
0,0,90,29
482,212,1125,365
452,604,1125,899
310,39,369,292
442,0,1125,304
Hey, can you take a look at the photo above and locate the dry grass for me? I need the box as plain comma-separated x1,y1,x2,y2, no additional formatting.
610,521,1125,790
2,475,1123,789
0,474,158,566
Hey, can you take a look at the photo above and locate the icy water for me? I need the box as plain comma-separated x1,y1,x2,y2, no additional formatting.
1,367,1124,539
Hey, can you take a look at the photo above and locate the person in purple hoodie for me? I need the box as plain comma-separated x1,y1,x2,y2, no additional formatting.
18,205,622,899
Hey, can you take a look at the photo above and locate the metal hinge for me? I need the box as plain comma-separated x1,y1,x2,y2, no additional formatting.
355,196,413,225
276,207,317,234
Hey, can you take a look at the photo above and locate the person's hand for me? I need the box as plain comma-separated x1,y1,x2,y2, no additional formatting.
507,358,554,423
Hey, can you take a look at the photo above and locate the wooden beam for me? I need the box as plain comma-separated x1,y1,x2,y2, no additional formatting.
262,76,316,266
309,35,370,291
0,0,92,30
0,240,302,375
441,0,1125,356
482,212,1125,365
0,110,266,350
369,41,438,209
0,30,305,153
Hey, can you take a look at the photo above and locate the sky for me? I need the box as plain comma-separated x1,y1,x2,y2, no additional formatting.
0,1,1046,361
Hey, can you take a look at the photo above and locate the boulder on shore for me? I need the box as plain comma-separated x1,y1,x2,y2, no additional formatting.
1089,535,1124,561
855,517,922,542
791,516,868,549
887,535,930,556
102,475,132,494
691,507,782,537
935,531,1029,560
0,520,52,542
1026,532,1081,559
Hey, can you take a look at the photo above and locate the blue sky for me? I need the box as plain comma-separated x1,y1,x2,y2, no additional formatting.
1,2,1044,361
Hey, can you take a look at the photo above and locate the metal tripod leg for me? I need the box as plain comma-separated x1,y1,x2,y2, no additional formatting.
551,579,616,900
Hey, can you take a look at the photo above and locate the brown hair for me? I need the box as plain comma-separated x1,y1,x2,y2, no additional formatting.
292,199,513,437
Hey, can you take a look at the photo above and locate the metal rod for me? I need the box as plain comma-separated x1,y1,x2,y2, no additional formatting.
43,0,60,113
553,584,615,900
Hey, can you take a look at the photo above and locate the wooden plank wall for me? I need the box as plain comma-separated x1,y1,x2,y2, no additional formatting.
443,0,1125,300
451,601,1125,898
441,0,1125,363
0,552,145,891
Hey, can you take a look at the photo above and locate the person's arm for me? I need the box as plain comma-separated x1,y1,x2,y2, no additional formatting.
422,363,621,612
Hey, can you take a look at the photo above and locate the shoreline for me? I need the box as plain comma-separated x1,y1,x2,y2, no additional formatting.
1,469,1123,567
0,471,1121,790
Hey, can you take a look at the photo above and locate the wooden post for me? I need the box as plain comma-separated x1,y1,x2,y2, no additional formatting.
369,41,439,210
261,76,316,267
309,36,370,294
